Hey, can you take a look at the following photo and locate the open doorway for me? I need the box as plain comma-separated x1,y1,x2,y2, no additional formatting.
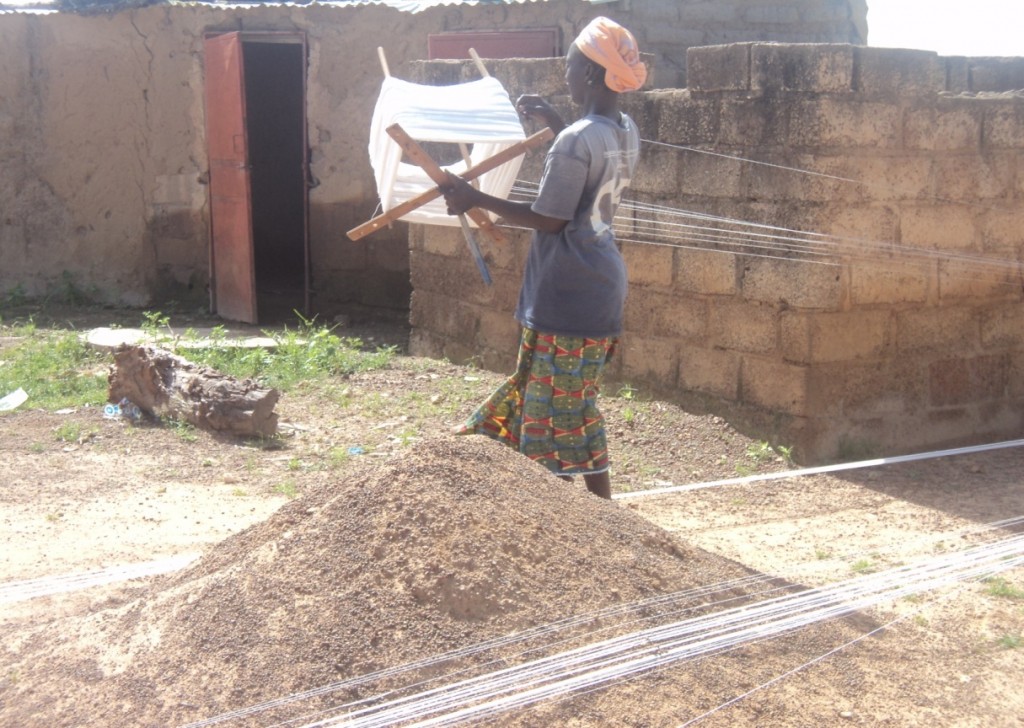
204,32,309,325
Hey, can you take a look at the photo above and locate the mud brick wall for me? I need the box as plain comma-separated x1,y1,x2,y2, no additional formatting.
0,0,865,315
409,44,1024,463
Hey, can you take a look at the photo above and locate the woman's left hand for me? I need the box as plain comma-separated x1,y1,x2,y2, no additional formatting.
439,171,479,216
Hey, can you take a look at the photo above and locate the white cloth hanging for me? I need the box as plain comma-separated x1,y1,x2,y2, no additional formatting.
368,75,527,227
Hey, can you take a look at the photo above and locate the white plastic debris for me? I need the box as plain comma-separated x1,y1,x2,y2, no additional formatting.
0,388,28,412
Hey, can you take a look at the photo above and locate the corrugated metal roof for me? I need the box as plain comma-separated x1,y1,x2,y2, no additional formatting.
0,0,604,15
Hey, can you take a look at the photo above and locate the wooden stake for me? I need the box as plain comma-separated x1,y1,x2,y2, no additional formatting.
468,48,489,78
377,46,390,78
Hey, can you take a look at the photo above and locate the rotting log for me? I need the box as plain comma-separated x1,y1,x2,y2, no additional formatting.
108,345,279,438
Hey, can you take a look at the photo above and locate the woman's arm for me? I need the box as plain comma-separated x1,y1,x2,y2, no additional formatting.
440,172,567,234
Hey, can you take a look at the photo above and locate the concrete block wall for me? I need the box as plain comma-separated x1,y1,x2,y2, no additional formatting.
408,44,1024,462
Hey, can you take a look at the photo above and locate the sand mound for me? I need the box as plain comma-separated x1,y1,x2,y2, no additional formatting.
1,435,760,727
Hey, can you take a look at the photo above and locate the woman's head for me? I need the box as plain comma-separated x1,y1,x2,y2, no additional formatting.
571,17,647,94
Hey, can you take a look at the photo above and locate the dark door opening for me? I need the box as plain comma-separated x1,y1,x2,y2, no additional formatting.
204,32,309,325
243,40,308,323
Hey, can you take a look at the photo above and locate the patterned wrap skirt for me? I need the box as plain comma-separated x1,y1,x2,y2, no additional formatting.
454,327,616,476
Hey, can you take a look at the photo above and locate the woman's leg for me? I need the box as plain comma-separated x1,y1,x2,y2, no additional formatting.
583,471,611,499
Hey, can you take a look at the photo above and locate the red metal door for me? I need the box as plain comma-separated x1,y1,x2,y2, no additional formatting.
204,32,258,324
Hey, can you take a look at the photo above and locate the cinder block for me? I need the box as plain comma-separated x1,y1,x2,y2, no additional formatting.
807,360,924,419
655,93,720,145
853,47,945,97
896,307,979,351
618,336,679,387
781,309,891,364
623,242,675,287
968,57,1024,93
904,105,981,151
741,257,842,309
678,345,740,399
409,290,479,340
421,223,463,258
788,99,902,149
677,150,742,197
929,354,1010,406
708,300,778,353
981,306,1024,350
686,44,751,93
933,153,1014,202
900,205,977,250
675,248,738,296
477,307,521,353
832,156,932,202
630,143,681,196
938,259,1018,302
624,289,708,340
944,56,971,93
741,355,809,416
408,327,445,360
849,260,930,306
717,96,789,147
741,152,855,203
818,203,901,244
751,44,854,94
984,103,1024,149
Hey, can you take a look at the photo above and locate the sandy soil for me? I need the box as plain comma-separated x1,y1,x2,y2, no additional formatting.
0,312,1023,727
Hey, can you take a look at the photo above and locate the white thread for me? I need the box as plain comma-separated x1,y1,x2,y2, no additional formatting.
613,438,1024,501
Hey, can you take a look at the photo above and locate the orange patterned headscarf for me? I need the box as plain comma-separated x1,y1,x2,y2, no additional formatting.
573,16,647,93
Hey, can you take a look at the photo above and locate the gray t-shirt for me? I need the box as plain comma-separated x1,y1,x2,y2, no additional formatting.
516,113,639,338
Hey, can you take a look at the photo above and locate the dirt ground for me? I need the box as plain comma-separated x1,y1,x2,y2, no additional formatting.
1,308,1023,727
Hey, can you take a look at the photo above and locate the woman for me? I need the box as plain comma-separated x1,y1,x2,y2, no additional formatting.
441,16,646,499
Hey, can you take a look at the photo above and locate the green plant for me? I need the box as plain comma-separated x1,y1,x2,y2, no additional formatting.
287,457,302,471
275,480,299,499
45,512,62,523
54,422,82,443
231,487,247,497
996,634,1022,650
814,548,832,560
851,559,875,574
170,419,198,443
0,328,109,411
984,577,1024,601
328,446,351,469
29,442,45,454
178,313,395,392
617,383,638,400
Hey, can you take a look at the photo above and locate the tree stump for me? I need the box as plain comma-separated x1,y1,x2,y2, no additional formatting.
107,345,279,438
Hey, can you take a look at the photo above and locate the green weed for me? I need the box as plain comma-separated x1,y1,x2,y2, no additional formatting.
53,422,82,443
170,419,198,443
996,634,1022,650
851,559,875,574
984,577,1024,601
0,327,109,411
275,480,299,499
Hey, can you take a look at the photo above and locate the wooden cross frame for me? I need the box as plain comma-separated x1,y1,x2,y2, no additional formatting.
345,126,553,242
346,46,553,243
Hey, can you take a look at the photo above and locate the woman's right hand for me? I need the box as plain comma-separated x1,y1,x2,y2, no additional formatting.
515,95,565,135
